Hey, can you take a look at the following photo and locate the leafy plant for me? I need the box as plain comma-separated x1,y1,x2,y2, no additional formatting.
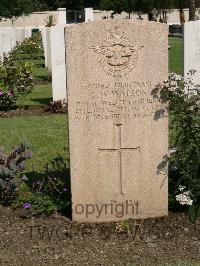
10,33,43,60
45,100,67,114
45,15,55,27
0,55,34,110
155,71,200,219
13,154,70,215
0,143,32,204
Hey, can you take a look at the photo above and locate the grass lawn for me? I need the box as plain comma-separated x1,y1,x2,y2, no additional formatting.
0,115,68,172
169,37,182,74
32,58,49,83
17,84,52,107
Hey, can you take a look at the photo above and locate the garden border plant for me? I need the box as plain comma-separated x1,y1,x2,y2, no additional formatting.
0,33,46,111
155,70,200,220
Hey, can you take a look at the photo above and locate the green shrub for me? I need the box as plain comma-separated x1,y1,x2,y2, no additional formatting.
155,71,200,219
10,33,43,60
0,56,34,110
13,155,70,216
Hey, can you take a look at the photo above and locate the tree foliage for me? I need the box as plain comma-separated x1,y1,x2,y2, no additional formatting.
0,0,34,19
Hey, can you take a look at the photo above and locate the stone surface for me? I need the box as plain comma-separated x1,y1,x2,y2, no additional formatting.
0,31,3,61
46,27,52,73
40,27,48,68
0,28,16,55
15,27,25,43
50,25,67,101
25,27,32,38
183,21,200,83
57,8,66,25
85,8,94,22
66,20,168,223
41,27,51,72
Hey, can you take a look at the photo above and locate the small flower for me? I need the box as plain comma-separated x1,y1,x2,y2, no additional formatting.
21,175,28,181
167,148,177,158
63,188,68,192
0,91,3,96
22,202,31,209
176,187,193,206
178,185,186,191
7,91,13,97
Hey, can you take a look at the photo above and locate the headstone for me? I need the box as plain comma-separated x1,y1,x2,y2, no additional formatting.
46,27,52,72
57,8,67,25
40,27,48,67
25,27,32,38
66,20,168,223
0,31,3,61
50,25,67,101
183,21,200,84
41,27,51,72
0,28,15,55
15,27,25,43
85,8,94,22
10,28,16,50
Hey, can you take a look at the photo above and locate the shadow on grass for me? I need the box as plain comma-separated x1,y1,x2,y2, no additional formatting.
34,75,49,82
34,63,45,68
30,97,52,105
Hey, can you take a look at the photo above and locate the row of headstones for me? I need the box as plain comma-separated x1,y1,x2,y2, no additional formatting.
43,20,200,104
41,25,66,102
0,27,32,61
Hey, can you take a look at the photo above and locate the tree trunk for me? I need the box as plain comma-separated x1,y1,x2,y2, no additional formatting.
189,0,196,21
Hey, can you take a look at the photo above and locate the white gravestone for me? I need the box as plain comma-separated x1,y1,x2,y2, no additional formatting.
0,31,3,61
25,27,32,38
50,25,67,102
184,20,200,84
46,27,52,73
85,8,94,22
57,8,66,25
15,27,25,43
0,28,16,55
10,28,16,50
41,27,48,68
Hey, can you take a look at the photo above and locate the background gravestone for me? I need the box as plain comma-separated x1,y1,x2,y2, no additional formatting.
66,20,168,222
0,31,3,61
183,20,200,84
15,27,25,43
50,25,67,102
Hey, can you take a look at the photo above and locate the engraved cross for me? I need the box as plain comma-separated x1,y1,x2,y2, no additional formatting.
99,124,140,195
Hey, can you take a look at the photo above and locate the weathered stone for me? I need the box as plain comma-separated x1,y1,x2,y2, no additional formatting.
66,20,168,222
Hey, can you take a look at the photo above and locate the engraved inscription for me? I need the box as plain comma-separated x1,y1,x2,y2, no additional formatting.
72,82,167,121
90,24,144,77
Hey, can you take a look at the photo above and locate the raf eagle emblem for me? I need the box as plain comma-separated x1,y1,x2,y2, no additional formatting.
90,24,144,77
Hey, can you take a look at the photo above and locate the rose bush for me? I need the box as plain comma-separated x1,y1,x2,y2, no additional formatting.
0,56,34,110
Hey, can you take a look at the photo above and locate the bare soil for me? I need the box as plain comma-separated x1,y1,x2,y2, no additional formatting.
0,207,200,266
0,107,66,118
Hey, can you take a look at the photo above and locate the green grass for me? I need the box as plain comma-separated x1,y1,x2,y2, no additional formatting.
0,115,68,172
32,58,49,83
17,84,52,107
169,37,182,74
